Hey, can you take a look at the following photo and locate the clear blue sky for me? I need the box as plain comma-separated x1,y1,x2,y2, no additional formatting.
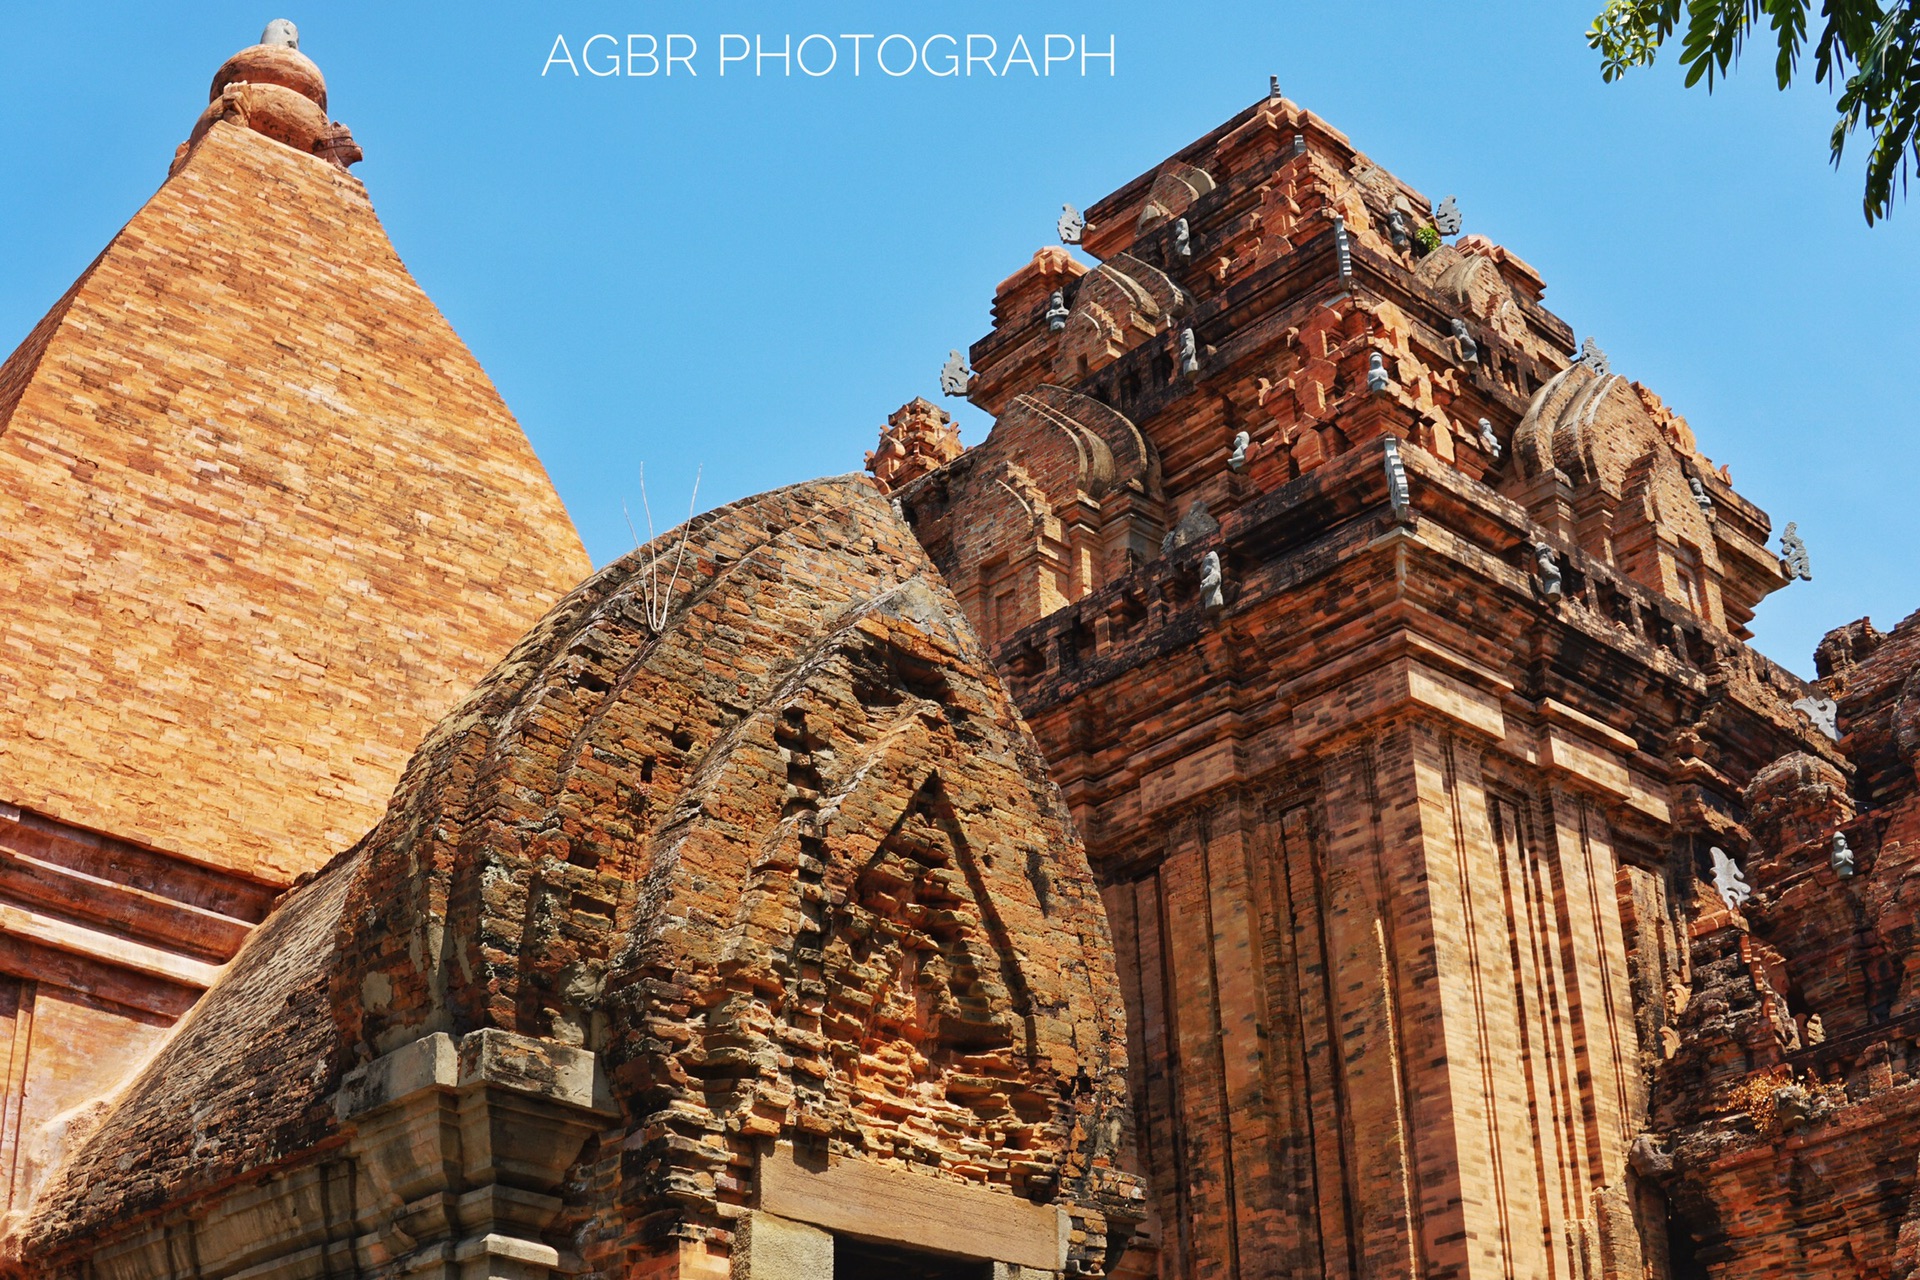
2,3,1914,678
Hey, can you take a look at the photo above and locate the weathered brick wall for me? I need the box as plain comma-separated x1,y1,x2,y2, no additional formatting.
1647,611,1920,1277
22,478,1144,1278
892,92,1842,1279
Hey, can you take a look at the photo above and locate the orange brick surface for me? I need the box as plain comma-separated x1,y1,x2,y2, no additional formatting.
0,117,590,883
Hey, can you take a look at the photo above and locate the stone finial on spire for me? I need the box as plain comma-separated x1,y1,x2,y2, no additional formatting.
173,20,361,176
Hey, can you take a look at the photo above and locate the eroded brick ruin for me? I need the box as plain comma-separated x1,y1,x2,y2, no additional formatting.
3,21,1918,1280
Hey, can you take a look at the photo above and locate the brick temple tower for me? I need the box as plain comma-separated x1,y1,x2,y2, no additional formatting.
0,21,589,1237
890,96,1855,1278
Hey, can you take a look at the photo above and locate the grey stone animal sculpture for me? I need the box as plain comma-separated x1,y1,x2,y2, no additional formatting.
261,18,299,48
1434,195,1462,236
1058,204,1085,245
939,350,973,397
1690,476,1714,514
1174,217,1192,259
1179,328,1199,376
1781,522,1813,581
1478,417,1501,460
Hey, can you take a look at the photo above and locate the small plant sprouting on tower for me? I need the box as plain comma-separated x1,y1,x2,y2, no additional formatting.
622,463,703,633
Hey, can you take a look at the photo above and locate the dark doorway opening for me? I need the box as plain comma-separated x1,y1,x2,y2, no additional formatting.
833,1235,993,1280
1668,1216,1709,1280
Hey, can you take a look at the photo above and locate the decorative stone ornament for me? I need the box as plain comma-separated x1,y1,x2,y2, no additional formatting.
1781,522,1813,581
1478,417,1502,460
1689,476,1714,515
1331,215,1352,280
1057,203,1086,244
1831,830,1857,878
1388,209,1411,251
1792,695,1839,741
1174,217,1192,259
1046,289,1070,333
1434,195,1462,236
939,349,973,397
1179,328,1199,376
1227,430,1250,473
1383,436,1410,522
1199,551,1225,613
1269,74,1281,101
1161,500,1220,553
1366,351,1389,395
1534,543,1564,603
1291,132,1307,157
1450,318,1478,364
1580,336,1610,376
1710,847,1753,911
260,18,299,48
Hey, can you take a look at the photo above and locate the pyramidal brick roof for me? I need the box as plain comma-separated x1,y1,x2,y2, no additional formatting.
0,32,592,883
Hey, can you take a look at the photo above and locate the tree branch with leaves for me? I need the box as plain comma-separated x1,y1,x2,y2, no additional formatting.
1588,0,1918,222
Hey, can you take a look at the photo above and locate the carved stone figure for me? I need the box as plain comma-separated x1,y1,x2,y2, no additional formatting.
1199,551,1225,613
1832,830,1857,878
1291,132,1306,157
1367,351,1389,395
1709,847,1753,911
1450,318,1478,364
1174,217,1192,259
1227,430,1250,473
1689,475,1714,514
1058,203,1086,245
1331,215,1352,279
1580,336,1610,375
1781,521,1813,581
1269,75,1281,101
938,349,973,397
1179,327,1199,376
1793,695,1839,741
1806,1014,1827,1045
1434,195,1462,237
260,18,299,48
1478,417,1501,460
1388,209,1411,251
1046,289,1070,333
1534,543,1563,603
